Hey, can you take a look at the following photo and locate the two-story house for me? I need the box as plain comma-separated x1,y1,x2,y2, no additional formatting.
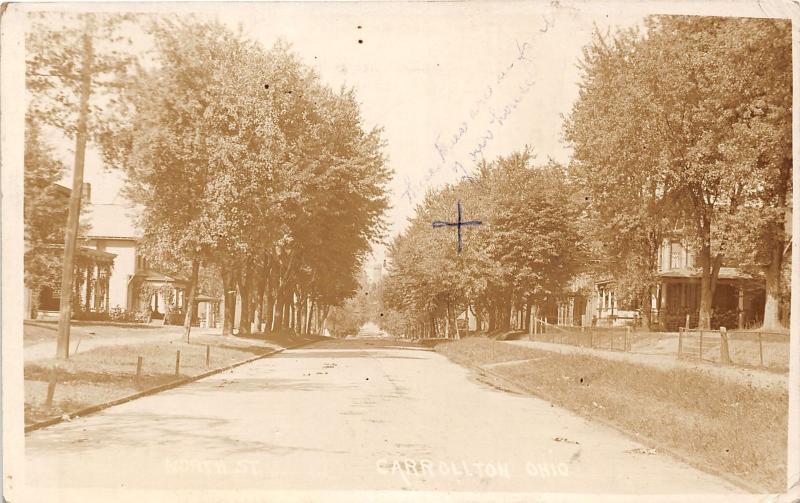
555,235,764,330
652,236,763,330
27,183,219,325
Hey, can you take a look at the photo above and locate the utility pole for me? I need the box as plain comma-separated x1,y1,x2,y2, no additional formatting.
56,23,93,359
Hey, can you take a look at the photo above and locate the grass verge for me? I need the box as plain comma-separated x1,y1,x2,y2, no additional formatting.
25,332,319,425
436,337,787,492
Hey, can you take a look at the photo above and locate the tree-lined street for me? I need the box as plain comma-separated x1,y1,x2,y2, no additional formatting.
25,338,739,494
12,4,793,499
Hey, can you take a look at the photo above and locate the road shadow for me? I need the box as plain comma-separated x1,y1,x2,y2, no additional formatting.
275,350,428,360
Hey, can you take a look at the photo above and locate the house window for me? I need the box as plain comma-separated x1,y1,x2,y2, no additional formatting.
670,242,683,269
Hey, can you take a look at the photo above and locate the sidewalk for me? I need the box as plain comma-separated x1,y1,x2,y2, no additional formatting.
505,339,787,390
23,323,277,362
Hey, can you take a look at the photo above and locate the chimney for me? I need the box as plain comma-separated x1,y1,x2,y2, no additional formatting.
81,182,91,204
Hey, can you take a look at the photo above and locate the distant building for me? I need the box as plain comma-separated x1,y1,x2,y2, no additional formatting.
555,235,764,330
27,183,220,326
650,235,762,330
371,260,383,286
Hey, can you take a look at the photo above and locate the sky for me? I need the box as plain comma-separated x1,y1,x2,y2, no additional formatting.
46,1,778,268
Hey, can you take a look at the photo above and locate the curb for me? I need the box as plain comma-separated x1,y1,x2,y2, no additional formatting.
24,338,320,434
472,363,769,494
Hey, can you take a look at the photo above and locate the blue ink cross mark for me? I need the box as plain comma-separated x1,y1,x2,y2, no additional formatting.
432,200,482,253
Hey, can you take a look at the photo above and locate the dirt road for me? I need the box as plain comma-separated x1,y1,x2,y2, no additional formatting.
24,338,742,497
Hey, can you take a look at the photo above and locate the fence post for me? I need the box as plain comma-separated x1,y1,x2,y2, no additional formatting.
175,350,181,376
685,313,690,329
758,331,764,367
699,330,703,361
206,345,211,367
45,367,57,408
625,326,631,352
678,327,683,356
719,326,731,365
135,356,143,388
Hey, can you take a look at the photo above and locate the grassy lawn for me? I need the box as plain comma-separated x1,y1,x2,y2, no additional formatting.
24,330,314,426
23,320,174,347
520,327,789,371
436,336,787,492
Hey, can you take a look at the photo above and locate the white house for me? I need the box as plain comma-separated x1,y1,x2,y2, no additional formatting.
83,201,141,311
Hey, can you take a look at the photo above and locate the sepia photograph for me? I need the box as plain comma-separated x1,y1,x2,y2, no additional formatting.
1,1,798,501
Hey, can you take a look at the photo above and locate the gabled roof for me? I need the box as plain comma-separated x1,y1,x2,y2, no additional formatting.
84,203,141,240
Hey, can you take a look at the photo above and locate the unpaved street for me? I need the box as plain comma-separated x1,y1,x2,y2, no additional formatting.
25,338,741,494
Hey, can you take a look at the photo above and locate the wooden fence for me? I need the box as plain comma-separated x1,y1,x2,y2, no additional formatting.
678,327,788,369
529,319,633,352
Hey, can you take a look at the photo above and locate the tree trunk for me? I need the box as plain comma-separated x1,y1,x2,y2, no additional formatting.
698,215,722,330
473,304,482,334
253,268,266,333
763,234,784,330
238,270,252,337
56,26,93,360
453,303,461,340
265,285,275,334
639,287,651,331
293,293,302,334
321,305,330,335
523,303,528,330
444,304,450,339
762,157,790,330
282,297,291,330
221,267,236,336
500,301,512,331
274,299,284,333
306,299,315,334
182,259,200,342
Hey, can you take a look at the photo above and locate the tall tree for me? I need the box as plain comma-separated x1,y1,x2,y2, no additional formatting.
23,117,66,312
119,20,390,339
27,12,135,358
564,26,674,329
385,150,583,337
564,16,791,329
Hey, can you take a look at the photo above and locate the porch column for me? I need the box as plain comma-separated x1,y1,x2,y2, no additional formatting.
74,266,82,314
566,297,575,326
597,289,606,320
610,291,615,317
659,282,668,325
84,265,93,312
104,268,110,311
93,264,101,311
